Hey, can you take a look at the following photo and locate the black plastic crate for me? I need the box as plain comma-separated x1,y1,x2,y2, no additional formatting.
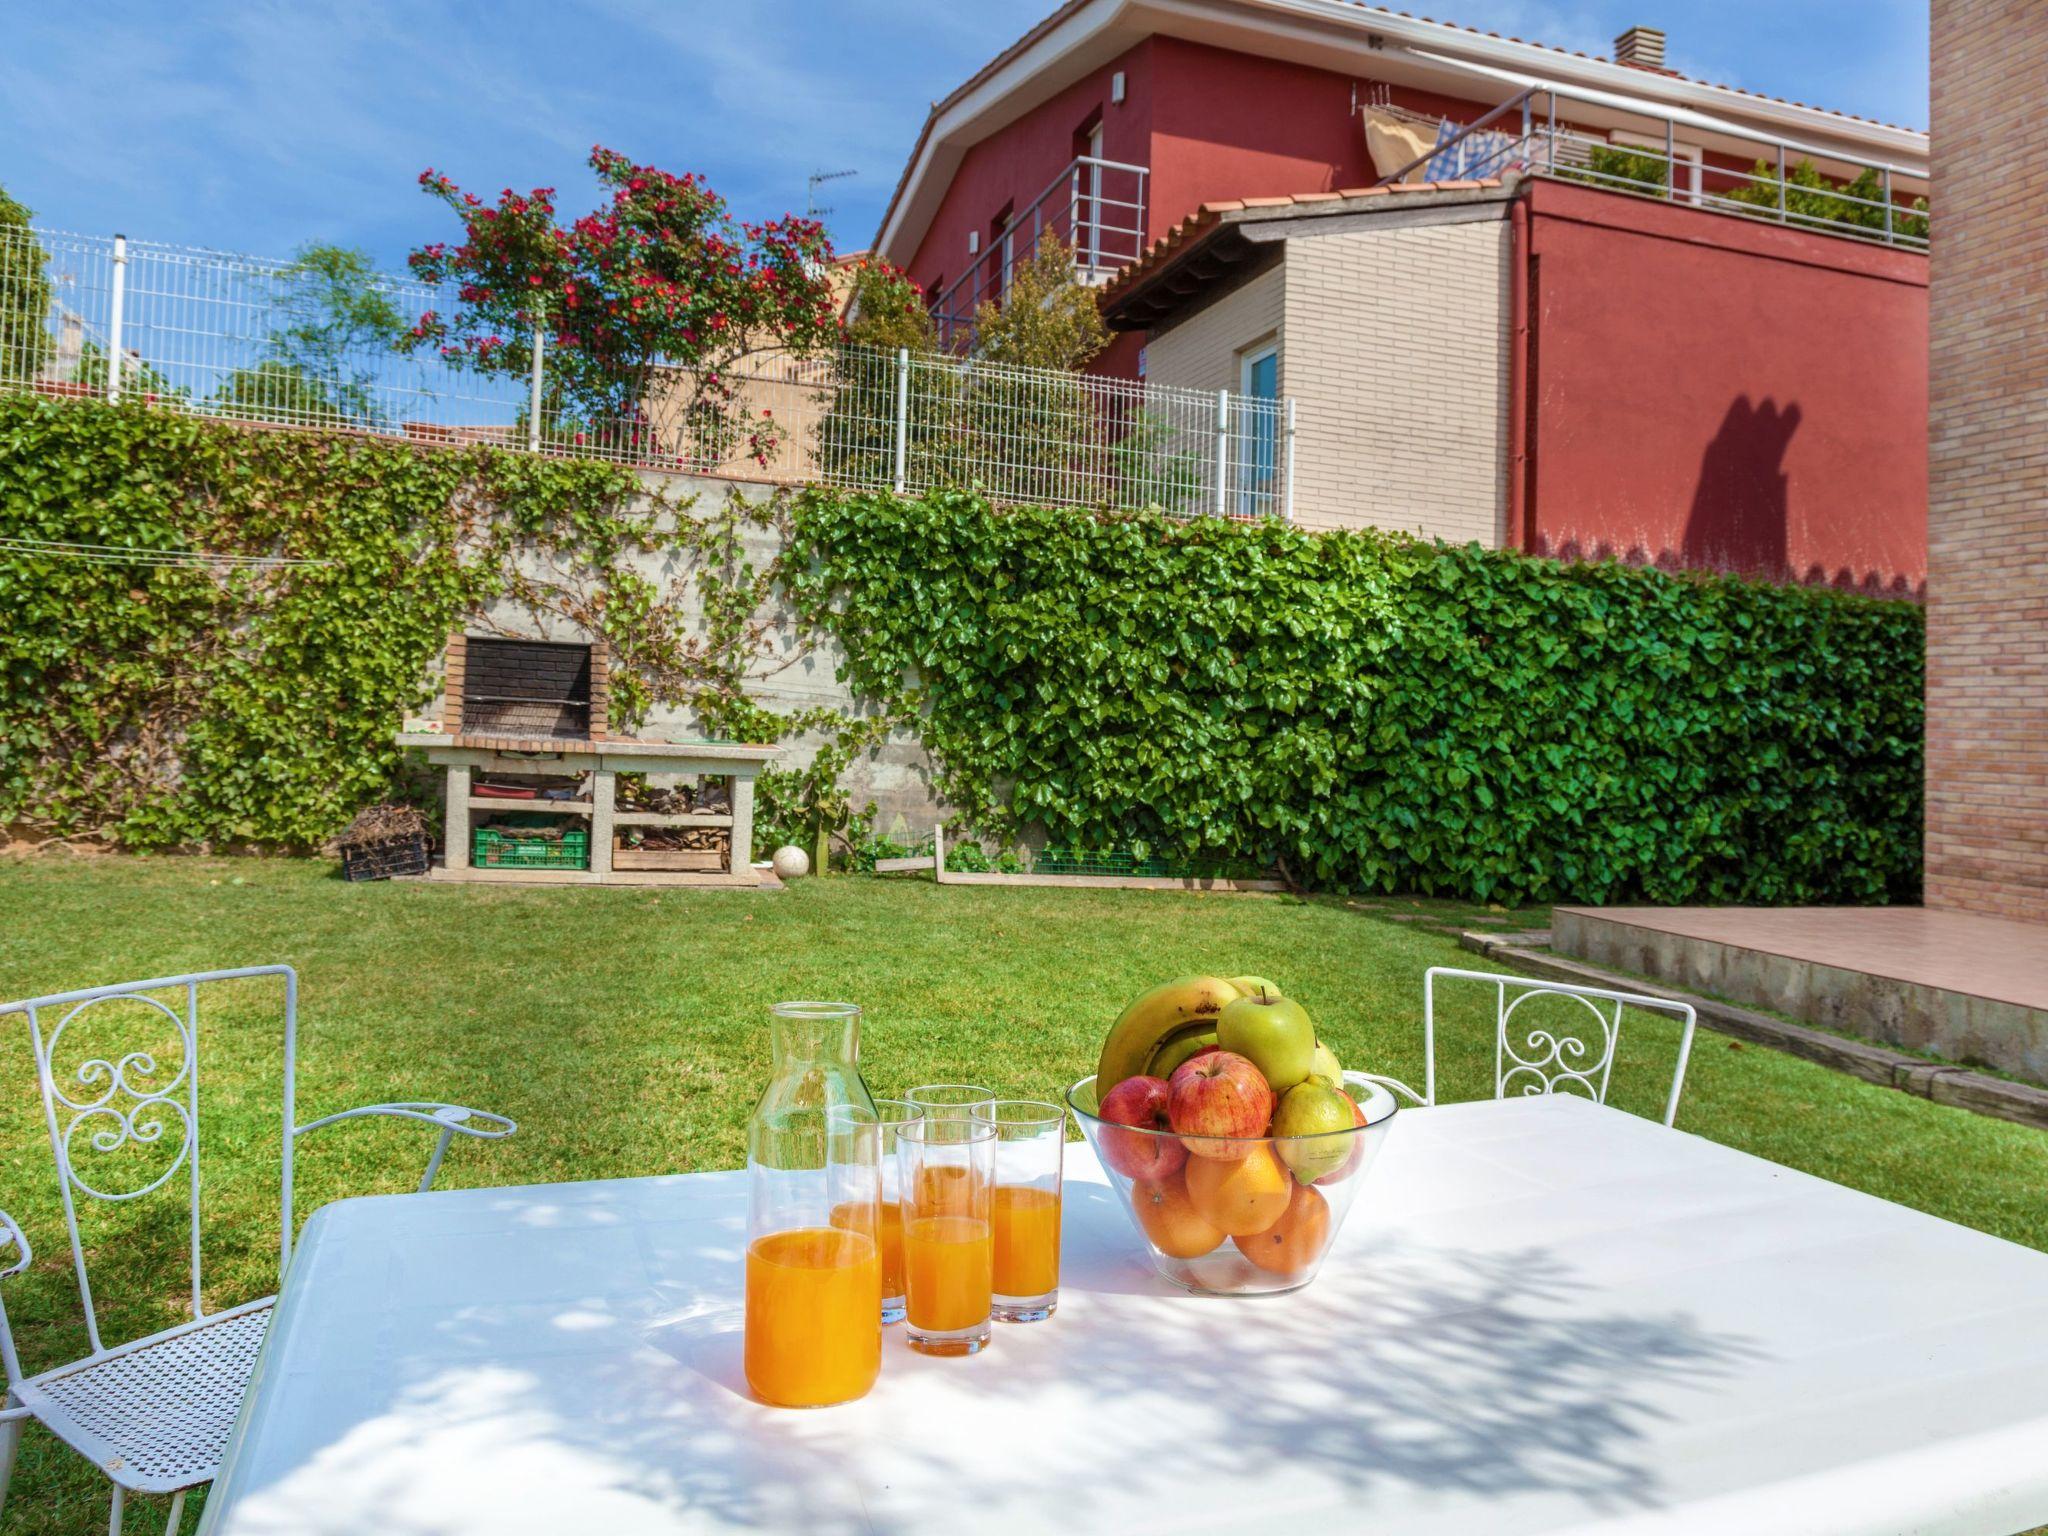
339,833,432,882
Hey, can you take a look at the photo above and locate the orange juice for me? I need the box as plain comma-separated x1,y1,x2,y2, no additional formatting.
916,1163,975,1217
744,1227,881,1407
992,1185,1061,1297
903,1214,992,1331
832,1198,905,1299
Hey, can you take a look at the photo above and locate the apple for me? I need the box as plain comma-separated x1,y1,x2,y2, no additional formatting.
1271,1081,1357,1184
1226,974,1283,999
1314,1094,1371,1187
1097,1074,1188,1181
1168,1050,1274,1160
1307,1040,1344,1091
1216,989,1316,1093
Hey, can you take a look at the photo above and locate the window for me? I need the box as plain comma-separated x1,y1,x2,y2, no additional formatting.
1237,343,1280,515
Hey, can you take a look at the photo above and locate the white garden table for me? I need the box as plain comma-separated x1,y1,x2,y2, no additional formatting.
198,1096,2048,1536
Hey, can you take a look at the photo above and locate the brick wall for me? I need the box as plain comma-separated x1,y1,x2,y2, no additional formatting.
1925,0,2048,922
1281,221,1507,542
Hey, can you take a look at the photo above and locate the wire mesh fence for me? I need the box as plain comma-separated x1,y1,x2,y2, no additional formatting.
0,224,1294,519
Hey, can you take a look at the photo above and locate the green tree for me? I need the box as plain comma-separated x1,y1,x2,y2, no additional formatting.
972,240,1109,370
813,259,961,489
1726,158,1928,241
71,340,186,402
212,244,405,425
0,183,54,385
1561,143,1672,198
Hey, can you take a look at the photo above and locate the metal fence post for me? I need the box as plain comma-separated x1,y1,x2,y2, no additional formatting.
526,310,545,453
1777,144,1788,222
892,347,910,494
1882,166,1894,244
1283,398,1297,523
1214,388,1230,517
106,234,128,403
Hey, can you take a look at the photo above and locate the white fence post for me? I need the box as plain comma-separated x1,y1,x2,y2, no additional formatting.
1283,398,1297,522
106,234,128,403
1213,388,1230,517
893,347,910,493
526,309,545,453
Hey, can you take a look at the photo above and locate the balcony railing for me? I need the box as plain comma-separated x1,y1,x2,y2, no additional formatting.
1374,85,1928,249
932,155,1149,350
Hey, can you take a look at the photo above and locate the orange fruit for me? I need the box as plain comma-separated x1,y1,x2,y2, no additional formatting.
1184,1143,1291,1236
1232,1182,1331,1276
1131,1172,1225,1259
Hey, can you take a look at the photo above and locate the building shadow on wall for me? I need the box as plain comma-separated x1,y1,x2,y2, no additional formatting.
1681,395,1802,580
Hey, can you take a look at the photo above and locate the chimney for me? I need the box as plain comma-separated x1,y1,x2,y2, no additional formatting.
1613,25,1667,70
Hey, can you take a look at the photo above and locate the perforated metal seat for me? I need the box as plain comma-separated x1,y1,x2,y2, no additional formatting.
0,966,517,1533
18,1299,273,1494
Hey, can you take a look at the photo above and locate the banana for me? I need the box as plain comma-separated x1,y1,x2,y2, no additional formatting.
1095,977,1242,1095
1148,1028,1217,1081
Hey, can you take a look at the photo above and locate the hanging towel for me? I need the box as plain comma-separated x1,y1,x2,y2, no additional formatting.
1363,107,1437,183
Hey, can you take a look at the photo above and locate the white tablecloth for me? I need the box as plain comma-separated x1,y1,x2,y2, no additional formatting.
200,1096,2048,1535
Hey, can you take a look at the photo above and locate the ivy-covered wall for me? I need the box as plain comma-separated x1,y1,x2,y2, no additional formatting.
787,490,1925,905
0,397,1925,905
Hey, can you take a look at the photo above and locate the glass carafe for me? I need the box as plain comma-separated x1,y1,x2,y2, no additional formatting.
751,1001,879,1122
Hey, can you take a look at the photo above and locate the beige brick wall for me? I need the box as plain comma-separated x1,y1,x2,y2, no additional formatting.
1142,220,1509,540
1925,0,2048,922
1142,264,1284,395
1283,222,1508,541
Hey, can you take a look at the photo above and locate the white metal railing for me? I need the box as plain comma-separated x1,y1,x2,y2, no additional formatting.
0,225,1293,518
932,155,1149,350
1374,85,1929,249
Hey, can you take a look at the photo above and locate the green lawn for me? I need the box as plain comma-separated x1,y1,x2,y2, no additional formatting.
1,857,2045,1535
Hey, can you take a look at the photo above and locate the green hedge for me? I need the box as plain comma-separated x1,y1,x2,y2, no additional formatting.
0,395,650,849
788,490,1924,905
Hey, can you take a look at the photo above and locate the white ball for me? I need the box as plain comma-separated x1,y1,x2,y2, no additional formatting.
771,845,811,880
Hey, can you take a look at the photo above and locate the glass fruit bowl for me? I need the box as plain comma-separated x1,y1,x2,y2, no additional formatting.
1067,1070,1399,1296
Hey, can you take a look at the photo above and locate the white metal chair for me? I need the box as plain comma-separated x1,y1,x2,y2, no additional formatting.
1355,965,1698,1126
0,964,517,1534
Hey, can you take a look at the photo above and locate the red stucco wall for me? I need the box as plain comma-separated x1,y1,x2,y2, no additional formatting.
1523,178,1928,593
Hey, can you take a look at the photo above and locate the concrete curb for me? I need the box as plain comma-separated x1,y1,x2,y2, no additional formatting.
1459,931,2048,1133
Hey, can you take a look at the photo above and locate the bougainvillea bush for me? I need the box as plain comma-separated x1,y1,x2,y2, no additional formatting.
405,146,840,465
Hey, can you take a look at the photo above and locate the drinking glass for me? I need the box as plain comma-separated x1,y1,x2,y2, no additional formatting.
745,1105,883,1407
989,1100,1067,1323
863,1099,922,1325
906,1083,995,1122
896,1112,996,1356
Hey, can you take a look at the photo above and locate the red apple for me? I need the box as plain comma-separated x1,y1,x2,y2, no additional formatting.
1097,1075,1188,1181
1169,1050,1275,1160
1314,1093,1372,1186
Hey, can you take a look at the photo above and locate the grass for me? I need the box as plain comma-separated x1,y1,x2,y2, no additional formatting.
0,856,2044,1534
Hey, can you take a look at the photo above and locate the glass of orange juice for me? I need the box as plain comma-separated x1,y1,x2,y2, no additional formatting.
849,1099,920,1325
745,1105,883,1407
896,1111,996,1357
989,1100,1066,1323
906,1083,995,1122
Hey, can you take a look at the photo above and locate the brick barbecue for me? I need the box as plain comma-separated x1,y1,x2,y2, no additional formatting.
395,631,778,887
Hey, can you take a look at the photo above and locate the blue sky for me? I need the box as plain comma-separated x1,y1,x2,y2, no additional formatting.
1,1,1927,272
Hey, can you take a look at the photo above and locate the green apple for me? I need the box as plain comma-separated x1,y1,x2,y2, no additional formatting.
1148,1029,1217,1081
1216,990,1315,1093
1272,1081,1357,1183
1227,974,1284,1000
1308,1040,1344,1091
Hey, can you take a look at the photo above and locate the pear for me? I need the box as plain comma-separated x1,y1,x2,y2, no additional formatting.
1308,1040,1344,1091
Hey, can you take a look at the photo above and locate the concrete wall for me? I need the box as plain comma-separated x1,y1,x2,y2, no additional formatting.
446,474,945,848
1281,219,1509,542
1925,0,2048,922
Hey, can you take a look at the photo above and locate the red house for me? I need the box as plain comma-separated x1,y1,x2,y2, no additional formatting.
871,2,1931,592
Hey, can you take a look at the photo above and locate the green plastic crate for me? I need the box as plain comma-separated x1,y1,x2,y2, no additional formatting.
474,824,590,870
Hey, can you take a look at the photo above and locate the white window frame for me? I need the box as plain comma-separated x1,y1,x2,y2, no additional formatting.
1612,129,1703,204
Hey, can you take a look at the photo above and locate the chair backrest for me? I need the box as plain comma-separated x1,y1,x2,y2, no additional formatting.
0,965,299,1365
1424,966,1698,1126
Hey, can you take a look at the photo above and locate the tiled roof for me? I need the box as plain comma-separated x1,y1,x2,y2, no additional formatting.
1098,178,1506,307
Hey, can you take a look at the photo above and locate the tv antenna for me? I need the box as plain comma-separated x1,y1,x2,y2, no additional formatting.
807,168,857,219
